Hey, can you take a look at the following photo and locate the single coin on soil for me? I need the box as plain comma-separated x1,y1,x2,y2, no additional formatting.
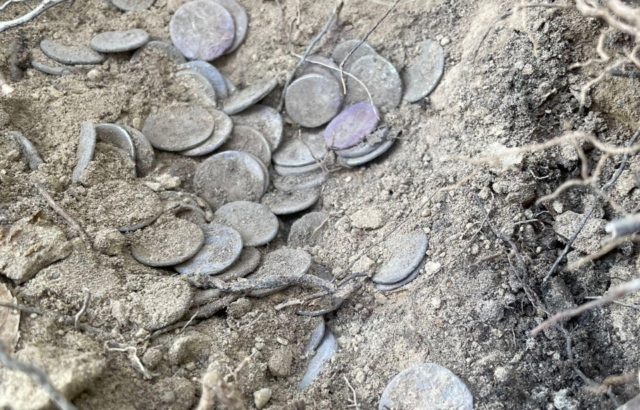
122,125,154,177
231,104,283,150
331,40,378,71
175,70,218,107
273,130,327,167
222,77,279,115
175,223,243,276
90,29,150,53
214,201,278,247
209,0,248,54
9,131,43,171
285,74,343,128
299,331,337,390
260,188,320,215
130,41,186,63
402,39,445,103
346,54,403,110
273,171,327,193
72,121,97,184
216,247,262,281
219,125,272,166
40,39,106,65
111,0,155,12
181,109,233,156
372,231,428,285
142,105,214,152
183,61,229,99
288,211,329,248
273,162,321,177
95,123,136,161
247,247,312,297
324,103,379,149
340,138,395,167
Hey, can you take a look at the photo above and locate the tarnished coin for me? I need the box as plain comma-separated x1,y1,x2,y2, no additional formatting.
300,55,341,82
288,211,329,248
30,60,76,76
375,257,425,292
299,331,337,390
336,126,387,158
273,171,327,192
181,109,233,156
40,39,106,65
273,130,327,167
223,75,237,94
273,162,321,177
372,231,428,284
72,121,97,183
131,216,205,267
214,201,278,247
223,77,279,115
194,151,266,209
324,102,379,149
142,106,214,152
231,104,283,150
111,0,155,12
170,0,235,61
402,39,445,103
176,70,218,107
90,29,150,53
260,188,320,215
341,138,395,167
219,125,271,166
130,41,186,63
9,131,44,171
303,318,326,356
122,125,154,177
346,54,402,110
379,363,473,410
183,61,229,99
95,123,136,161
331,40,377,71
175,223,243,275
285,74,342,128
217,247,261,281
247,248,312,297
210,0,248,54
248,152,270,195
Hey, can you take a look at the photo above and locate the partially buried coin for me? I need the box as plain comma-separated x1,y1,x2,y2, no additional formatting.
175,70,218,107
130,41,186,63
346,54,402,110
209,0,248,54
90,29,150,53
231,104,283,150
180,109,233,157
214,201,278,247
273,130,327,167
122,125,154,177
30,60,76,76
216,247,261,281
170,0,235,61
324,103,379,149
94,123,135,161
111,0,154,12
273,162,321,177
331,40,377,71
288,211,329,248
378,363,473,410
247,247,312,297
40,39,105,65
131,216,205,267
375,257,425,292
175,223,243,275
9,131,44,171
299,331,337,390
219,125,272,166
303,318,326,356
372,231,428,284
223,78,279,115
273,171,327,193
72,121,96,184
402,39,445,103
183,61,229,100
260,188,320,215
142,106,214,152
336,126,387,158
341,138,395,167
285,74,343,128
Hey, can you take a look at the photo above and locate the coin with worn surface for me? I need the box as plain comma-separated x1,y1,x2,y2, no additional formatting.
273,130,327,167
111,0,154,11
214,201,278,247
72,121,97,183
346,54,403,110
194,151,266,209
9,131,44,171
231,104,283,150
219,125,271,166
142,106,214,152
130,41,186,63
170,0,235,61
90,29,149,53
336,126,387,158
181,109,233,156
247,247,312,297
176,70,218,107
223,77,279,115
223,75,237,94
273,171,327,192
372,231,428,284
0,283,20,354
288,211,329,248
95,123,135,161
175,223,243,275
183,61,229,99
260,188,320,215
324,102,379,149
248,152,270,195
341,138,395,167
300,55,341,82
379,363,473,410
30,60,76,76
217,247,261,281
273,162,321,177
402,40,445,103
303,318,326,356
299,331,337,390
210,0,248,54
41,39,106,65
331,40,377,71
285,74,342,128
375,257,425,292
131,216,205,267
122,125,154,177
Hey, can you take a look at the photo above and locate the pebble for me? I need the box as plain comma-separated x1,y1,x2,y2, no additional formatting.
90,29,149,53
402,39,445,103
379,363,473,410
30,60,75,76
214,201,278,247
131,216,205,267
40,39,106,65
285,73,343,128
222,77,279,115
341,138,395,167
372,231,429,284
324,103,379,149
93,228,126,256
86,68,103,82
175,70,218,107
142,105,214,152
272,171,327,192
350,206,384,229
181,109,233,156
72,121,97,183
273,162,321,177
260,188,320,215
130,41,186,63
111,0,154,11
272,130,327,167
210,0,248,54
231,104,284,150
331,40,378,71
253,388,272,409
170,0,235,61
375,257,425,292
194,151,266,208
346,54,403,110
268,347,293,377
248,248,312,297
216,247,261,281
299,331,337,390
9,131,44,171
288,211,329,248
94,123,136,161
122,125,155,177
303,318,326,355
219,125,272,166
175,223,243,275
183,61,229,99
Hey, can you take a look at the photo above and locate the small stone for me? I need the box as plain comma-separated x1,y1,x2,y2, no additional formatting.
440,37,451,46
475,300,504,323
350,206,384,229
268,347,293,377
254,388,272,409
169,332,211,365
494,366,509,383
93,228,125,256
87,69,103,82
553,389,579,410
351,255,375,274
154,173,182,190
142,347,163,370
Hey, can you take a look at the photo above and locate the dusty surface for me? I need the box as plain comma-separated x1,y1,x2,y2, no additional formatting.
1,0,640,409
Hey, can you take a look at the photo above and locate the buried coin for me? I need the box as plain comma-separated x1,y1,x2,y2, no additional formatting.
72,121,97,184
130,41,186,63
219,125,272,166
170,0,235,61
181,110,233,156
183,61,229,99
299,331,337,390
378,363,473,410
30,60,76,76
194,151,266,209
175,223,243,275
331,39,378,71
210,0,248,54
90,29,150,53
300,55,341,82
285,74,343,128
222,77,279,115
41,39,106,65
402,39,445,103
216,247,261,281
175,70,218,107
273,162,321,177
9,131,44,171
288,211,329,248
340,138,395,167
131,216,205,267
272,130,327,168
247,247,312,297
303,318,326,356
346,54,403,110
231,104,283,150
260,188,320,215
336,125,388,158
375,257,426,292
111,0,155,12
214,201,278,247
272,171,327,193
142,106,214,152
372,231,428,285
95,123,135,161
122,126,154,177
324,102,379,149
247,152,270,195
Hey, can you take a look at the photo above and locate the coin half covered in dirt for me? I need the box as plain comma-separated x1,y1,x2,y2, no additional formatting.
273,130,327,167
30,60,76,76
375,257,426,292
131,216,205,267
95,123,135,161
273,171,327,192
260,188,320,215
299,331,337,390
285,74,343,128
219,125,272,166
183,61,229,99
378,363,473,410
341,138,395,167
194,151,266,209
346,54,403,110
248,153,270,194
214,201,278,247
130,41,186,63
170,0,235,61
9,131,43,171
247,247,312,297
217,247,261,281
231,104,283,150
175,70,218,107
324,103,379,149
303,318,326,356
111,0,154,12
72,121,97,183
142,106,214,152
288,211,329,248
210,0,248,54
40,39,106,65
122,125,154,177
273,162,322,177
331,39,378,71
181,109,233,156
175,223,243,275
90,29,150,53
372,231,428,284
222,77,279,115
402,39,445,103
336,126,387,158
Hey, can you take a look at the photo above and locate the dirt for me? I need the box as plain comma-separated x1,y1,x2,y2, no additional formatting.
1,0,640,409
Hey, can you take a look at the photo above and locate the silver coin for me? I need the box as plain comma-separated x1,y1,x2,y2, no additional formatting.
375,257,425,292
222,77,279,115
142,105,214,152
219,125,272,166
331,40,377,71
402,39,445,103
246,152,270,195
181,109,233,157
299,331,337,390
175,222,243,275
303,318,326,356
285,74,343,128
40,39,106,65
210,0,248,54
247,248,312,297
300,55,341,82
122,125,155,177
216,247,261,281
223,75,237,94
30,60,76,76
260,188,320,215
272,171,327,193
336,126,387,158
346,54,403,110
9,131,43,171
273,130,327,167
340,138,395,167
95,123,136,161
111,0,154,12
214,201,278,247
90,29,150,53
231,104,283,150
273,162,321,177
175,70,218,107
372,231,428,284
131,216,205,267
288,211,329,248
130,41,186,63
183,61,229,99
72,121,96,184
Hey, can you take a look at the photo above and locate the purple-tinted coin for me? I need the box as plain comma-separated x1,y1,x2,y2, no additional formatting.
169,0,235,61
181,109,233,157
285,74,343,128
231,104,284,150
182,61,229,99
323,103,379,149
210,0,248,54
